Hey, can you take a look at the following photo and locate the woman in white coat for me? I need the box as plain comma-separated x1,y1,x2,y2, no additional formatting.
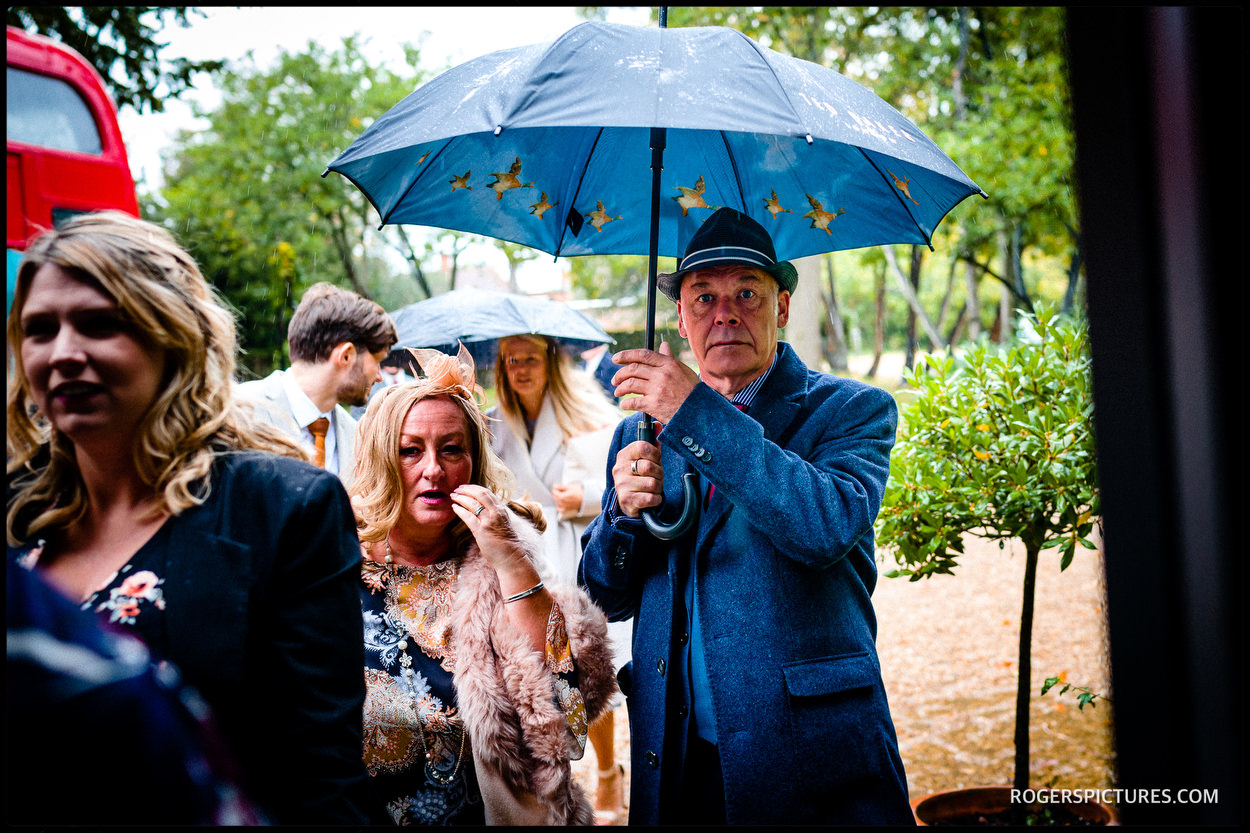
487,334,629,823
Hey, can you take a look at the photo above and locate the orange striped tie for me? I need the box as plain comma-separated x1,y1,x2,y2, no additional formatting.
309,417,330,468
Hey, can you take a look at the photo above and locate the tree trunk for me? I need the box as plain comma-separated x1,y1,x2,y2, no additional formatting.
905,245,926,369
996,229,1013,343
785,255,824,369
883,245,946,352
821,254,849,372
965,260,981,340
936,252,958,333
393,225,434,299
1062,225,1083,315
330,206,371,299
868,265,886,378
1009,223,1034,315
945,300,968,346
1013,542,1041,800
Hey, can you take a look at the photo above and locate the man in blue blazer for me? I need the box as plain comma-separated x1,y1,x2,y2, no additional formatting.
579,209,913,825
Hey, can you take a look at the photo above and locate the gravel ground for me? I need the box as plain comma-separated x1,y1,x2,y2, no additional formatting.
572,531,1116,822
874,532,1116,799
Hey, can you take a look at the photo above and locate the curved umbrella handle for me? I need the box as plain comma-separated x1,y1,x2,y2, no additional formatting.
637,418,700,540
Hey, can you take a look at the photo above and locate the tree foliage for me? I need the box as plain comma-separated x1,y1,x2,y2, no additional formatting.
152,37,425,374
878,305,1099,573
6,6,223,113
876,304,1099,794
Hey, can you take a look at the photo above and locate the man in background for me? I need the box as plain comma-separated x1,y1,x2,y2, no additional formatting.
236,282,396,488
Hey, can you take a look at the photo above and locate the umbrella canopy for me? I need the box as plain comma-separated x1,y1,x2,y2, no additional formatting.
326,20,986,262
389,287,613,367
327,16,986,539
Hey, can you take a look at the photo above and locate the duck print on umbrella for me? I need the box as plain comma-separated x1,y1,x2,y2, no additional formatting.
529,192,558,219
586,200,621,233
764,190,792,220
488,157,534,200
672,175,719,217
803,195,846,236
888,170,921,206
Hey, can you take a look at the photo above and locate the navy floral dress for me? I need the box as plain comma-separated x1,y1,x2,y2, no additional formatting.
359,555,588,825
14,527,173,635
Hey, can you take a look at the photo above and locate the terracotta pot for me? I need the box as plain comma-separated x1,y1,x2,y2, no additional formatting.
911,785,1120,826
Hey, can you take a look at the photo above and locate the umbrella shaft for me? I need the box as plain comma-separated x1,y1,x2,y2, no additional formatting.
645,125,667,434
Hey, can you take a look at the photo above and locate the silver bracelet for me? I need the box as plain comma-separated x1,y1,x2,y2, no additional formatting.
504,581,544,604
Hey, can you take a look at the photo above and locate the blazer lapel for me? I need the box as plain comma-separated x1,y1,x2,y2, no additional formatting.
334,407,356,484
696,345,807,546
527,397,563,483
751,345,807,445
161,515,252,689
501,415,553,505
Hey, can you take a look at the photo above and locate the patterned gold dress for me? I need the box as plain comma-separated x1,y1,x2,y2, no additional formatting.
359,556,587,825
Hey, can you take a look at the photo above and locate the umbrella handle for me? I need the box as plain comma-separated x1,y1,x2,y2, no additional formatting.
638,418,700,540
636,7,696,542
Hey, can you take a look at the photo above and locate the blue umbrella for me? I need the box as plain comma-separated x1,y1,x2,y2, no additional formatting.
326,19,985,261
327,13,986,537
389,287,613,367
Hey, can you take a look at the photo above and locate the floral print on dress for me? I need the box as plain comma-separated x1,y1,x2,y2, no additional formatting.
91,564,167,625
15,540,45,572
545,602,589,757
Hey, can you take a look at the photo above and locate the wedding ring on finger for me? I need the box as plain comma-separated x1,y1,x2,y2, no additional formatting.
631,459,639,476
474,504,485,517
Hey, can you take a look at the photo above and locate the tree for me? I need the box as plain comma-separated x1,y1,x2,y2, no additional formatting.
153,37,426,373
6,6,223,113
496,240,541,293
877,305,1100,803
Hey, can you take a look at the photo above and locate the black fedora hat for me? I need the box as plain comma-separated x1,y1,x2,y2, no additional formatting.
658,208,799,302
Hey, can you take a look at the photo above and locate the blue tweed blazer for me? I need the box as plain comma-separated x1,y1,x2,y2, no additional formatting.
579,342,914,825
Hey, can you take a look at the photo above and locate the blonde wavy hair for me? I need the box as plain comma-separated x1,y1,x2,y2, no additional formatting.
6,211,304,546
493,334,620,443
350,347,544,555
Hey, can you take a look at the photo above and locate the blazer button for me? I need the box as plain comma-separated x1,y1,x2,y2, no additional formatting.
701,450,713,462
677,705,689,719
656,658,666,676
646,750,659,768
678,632,689,646
682,436,694,447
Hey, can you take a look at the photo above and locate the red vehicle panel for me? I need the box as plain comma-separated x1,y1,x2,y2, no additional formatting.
6,25,139,251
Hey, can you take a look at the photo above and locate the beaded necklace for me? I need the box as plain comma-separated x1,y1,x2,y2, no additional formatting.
384,536,467,785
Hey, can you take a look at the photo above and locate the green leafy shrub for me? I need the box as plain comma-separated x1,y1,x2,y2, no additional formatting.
876,303,1100,796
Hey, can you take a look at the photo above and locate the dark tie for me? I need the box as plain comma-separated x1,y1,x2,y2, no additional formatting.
309,417,330,468
705,402,747,508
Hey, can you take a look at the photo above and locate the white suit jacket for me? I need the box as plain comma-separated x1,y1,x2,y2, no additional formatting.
235,370,359,489
487,398,606,587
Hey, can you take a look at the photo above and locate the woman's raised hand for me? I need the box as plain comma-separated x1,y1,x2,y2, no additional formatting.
451,484,531,580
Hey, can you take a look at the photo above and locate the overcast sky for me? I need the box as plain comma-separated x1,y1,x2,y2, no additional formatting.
120,6,650,186
116,6,651,286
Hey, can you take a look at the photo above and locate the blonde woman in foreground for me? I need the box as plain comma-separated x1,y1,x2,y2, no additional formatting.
6,211,379,824
349,347,617,824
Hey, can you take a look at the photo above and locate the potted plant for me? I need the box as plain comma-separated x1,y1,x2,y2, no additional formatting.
875,304,1114,825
